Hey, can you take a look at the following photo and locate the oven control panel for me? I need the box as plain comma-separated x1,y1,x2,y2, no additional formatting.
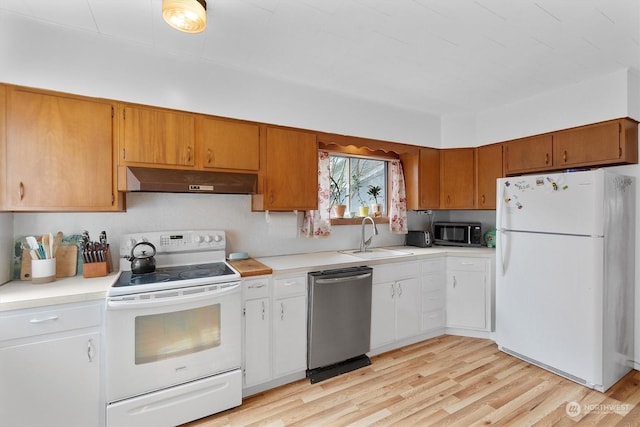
120,230,226,256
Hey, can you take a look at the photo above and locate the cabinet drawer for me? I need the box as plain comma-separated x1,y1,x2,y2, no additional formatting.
374,261,419,283
447,257,486,272
0,302,102,342
273,275,306,298
421,258,444,274
422,289,444,312
243,277,270,300
422,310,445,331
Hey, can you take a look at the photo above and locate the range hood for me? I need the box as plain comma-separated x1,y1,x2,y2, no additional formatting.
124,167,257,194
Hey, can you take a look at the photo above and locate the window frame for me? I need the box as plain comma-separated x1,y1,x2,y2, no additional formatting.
327,151,392,226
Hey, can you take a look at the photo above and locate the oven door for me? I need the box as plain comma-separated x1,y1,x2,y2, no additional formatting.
106,282,241,402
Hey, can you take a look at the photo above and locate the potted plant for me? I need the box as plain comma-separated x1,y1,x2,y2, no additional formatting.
351,172,369,217
367,185,382,217
330,175,347,218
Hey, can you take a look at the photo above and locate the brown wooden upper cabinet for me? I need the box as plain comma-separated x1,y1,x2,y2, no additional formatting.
553,119,637,168
440,148,475,209
253,127,318,211
197,117,260,171
504,134,553,175
475,143,503,210
120,104,195,167
504,118,638,175
401,148,440,210
5,86,122,211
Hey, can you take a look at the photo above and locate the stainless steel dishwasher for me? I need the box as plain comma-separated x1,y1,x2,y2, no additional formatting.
307,266,373,383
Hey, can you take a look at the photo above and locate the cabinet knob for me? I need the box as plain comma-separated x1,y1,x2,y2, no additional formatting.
545,153,549,164
207,149,213,165
187,146,192,162
563,150,567,163
18,182,24,201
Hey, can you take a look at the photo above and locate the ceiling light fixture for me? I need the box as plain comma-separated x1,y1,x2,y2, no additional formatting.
162,0,207,34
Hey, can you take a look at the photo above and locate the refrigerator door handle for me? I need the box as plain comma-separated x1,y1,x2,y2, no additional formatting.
497,181,507,232
499,230,508,275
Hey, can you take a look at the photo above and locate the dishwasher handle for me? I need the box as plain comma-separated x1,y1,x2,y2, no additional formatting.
313,272,372,285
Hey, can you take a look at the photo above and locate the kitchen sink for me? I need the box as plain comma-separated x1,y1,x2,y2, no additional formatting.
339,248,413,259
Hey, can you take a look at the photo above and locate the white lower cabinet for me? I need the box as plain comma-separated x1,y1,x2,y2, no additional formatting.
0,301,103,427
242,276,271,387
371,261,420,349
273,294,306,377
446,256,492,331
242,274,307,393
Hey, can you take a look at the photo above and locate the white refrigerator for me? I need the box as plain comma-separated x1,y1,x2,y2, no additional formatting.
495,169,635,392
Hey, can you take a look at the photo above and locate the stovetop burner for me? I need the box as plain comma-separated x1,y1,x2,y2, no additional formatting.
114,262,236,289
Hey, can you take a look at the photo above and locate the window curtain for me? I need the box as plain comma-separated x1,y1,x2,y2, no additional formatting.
301,150,331,237
389,159,408,234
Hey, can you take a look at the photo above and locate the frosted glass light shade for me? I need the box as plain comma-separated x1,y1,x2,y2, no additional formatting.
162,0,207,33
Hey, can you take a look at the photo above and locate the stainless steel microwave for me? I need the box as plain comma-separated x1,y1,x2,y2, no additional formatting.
433,222,482,247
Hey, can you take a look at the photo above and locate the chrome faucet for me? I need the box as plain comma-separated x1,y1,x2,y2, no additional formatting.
360,216,379,252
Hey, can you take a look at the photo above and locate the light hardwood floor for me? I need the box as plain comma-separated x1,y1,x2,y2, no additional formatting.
184,335,640,426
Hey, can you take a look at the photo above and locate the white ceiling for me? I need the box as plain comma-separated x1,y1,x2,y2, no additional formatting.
1,0,639,116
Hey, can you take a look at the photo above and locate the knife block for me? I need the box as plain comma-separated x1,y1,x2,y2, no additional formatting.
83,247,112,278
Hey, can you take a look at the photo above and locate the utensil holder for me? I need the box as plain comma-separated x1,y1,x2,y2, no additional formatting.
31,258,56,284
83,247,112,278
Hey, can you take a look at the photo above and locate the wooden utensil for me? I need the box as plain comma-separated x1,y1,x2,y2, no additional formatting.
41,233,50,259
53,231,63,257
55,245,78,277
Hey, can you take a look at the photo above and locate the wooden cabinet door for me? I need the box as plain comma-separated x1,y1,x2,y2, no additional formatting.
199,117,260,171
554,120,622,168
440,148,475,209
121,105,195,167
263,127,318,210
6,87,118,211
401,148,440,210
475,143,503,209
504,134,553,175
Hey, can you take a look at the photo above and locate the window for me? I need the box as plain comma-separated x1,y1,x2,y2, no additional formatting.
329,154,387,217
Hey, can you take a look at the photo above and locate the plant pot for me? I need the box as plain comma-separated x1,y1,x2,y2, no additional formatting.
332,204,347,218
358,206,369,217
370,203,382,217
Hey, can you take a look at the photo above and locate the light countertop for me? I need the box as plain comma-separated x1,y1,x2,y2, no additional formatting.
0,273,117,312
0,245,494,312
254,245,494,275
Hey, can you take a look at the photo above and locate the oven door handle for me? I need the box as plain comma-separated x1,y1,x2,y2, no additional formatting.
107,283,239,310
